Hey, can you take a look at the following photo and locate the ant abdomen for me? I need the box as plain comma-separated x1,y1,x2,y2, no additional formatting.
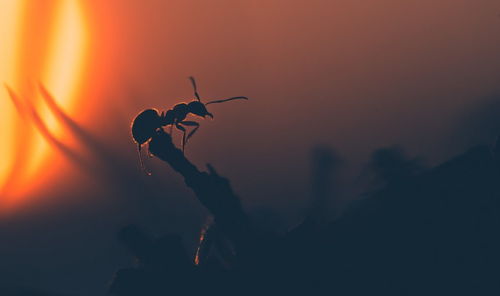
132,109,162,176
131,109,162,146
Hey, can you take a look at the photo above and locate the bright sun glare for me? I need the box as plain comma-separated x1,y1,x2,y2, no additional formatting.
0,0,88,211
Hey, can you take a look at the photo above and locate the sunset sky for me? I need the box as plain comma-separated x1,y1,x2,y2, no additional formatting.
1,0,500,294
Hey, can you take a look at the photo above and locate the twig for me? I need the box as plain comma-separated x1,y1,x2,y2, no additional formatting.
148,130,252,248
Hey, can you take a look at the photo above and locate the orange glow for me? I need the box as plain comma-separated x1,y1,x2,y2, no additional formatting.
0,0,88,211
0,1,24,198
28,0,88,178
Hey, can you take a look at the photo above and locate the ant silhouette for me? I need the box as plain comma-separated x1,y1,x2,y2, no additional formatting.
131,77,248,172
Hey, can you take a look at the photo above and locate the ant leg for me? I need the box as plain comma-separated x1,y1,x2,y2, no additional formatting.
137,144,152,176
180,121,200,143
175,123,187,152
169,123,174,135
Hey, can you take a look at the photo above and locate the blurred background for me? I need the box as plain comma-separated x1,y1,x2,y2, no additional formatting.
1,0,500,294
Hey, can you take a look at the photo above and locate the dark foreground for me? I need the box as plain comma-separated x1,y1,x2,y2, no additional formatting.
108,131,500,296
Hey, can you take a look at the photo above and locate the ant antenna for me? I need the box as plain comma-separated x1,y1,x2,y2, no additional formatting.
137,144,152,176
189,76,201,101
205,96,249,105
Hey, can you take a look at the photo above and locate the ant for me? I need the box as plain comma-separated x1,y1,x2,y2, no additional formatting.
131,77,248,171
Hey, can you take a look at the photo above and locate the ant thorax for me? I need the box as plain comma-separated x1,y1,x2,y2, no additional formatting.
161,110,176,125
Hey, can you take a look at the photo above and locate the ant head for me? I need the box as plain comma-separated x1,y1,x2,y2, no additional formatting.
188,101,213,118
131,109,162,145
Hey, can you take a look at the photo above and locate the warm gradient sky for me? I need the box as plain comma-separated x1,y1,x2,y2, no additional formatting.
87,0,500,212
1,0,500,294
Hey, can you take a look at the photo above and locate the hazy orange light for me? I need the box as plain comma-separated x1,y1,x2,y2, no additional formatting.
0,0,88,211
27,0,88,179
0,0,24,197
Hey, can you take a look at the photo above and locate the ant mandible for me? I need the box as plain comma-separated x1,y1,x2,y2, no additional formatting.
131,77,248,171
